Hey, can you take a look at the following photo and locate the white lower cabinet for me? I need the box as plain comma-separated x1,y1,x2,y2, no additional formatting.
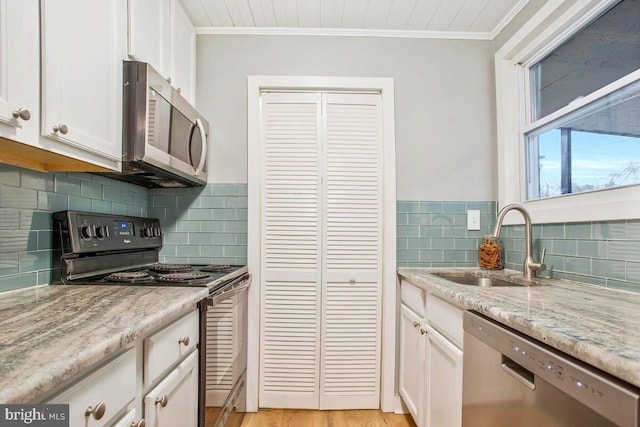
144,350,199,427
399,304,426,422
49,349,136,427
399,279,428,425
425,325,463,427
47,309,199,427
399,279,464,427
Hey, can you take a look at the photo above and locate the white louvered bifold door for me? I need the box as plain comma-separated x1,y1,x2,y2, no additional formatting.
259,92,323,408
259,91,382,410
320,93,382,409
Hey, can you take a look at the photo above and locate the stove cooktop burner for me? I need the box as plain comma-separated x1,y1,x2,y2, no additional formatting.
157,272,211,283
105,271,151,283
150,263,192,273
200,264,232,272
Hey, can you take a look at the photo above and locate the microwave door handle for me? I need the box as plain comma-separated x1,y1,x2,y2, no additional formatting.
194,118,207,175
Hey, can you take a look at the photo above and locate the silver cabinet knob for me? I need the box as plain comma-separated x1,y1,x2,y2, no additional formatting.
155,395,168,407
178,336,190,346
131,419,146,427
166,77,172,84
177,87,181,94
53,123,68,134
413,321,420,328
420,328,428,335
11,108,31,121
85,402,106,420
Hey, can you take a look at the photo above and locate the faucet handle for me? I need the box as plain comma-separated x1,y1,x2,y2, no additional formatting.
532,248,547,272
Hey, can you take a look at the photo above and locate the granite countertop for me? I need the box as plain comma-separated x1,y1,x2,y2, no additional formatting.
398,267,640,389
0,284,209,404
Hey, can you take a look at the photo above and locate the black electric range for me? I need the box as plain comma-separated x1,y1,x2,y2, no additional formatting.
51,211,247,292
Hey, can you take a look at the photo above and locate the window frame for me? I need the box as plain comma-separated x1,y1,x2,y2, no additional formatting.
495,0,640,224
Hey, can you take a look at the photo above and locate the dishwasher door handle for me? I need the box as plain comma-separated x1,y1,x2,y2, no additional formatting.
501,361,536,390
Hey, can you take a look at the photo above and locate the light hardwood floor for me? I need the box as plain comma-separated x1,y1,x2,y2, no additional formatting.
240,409,416,427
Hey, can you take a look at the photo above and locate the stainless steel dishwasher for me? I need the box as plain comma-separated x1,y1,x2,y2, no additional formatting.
462,311,640,427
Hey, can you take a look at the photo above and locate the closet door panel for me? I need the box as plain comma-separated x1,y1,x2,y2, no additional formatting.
259,92,323,408
320,93,382,409
259,91,383,410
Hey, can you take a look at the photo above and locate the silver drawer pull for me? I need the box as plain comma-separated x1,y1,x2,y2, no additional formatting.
85,402,106,420
178,336,190,346
413,321,420,328
53,123,68,134
12,108,31,121
420,328,428,335
131,419,146,427
155,395,168,407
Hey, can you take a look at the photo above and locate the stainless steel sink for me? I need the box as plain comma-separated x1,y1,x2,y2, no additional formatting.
432,273,521,287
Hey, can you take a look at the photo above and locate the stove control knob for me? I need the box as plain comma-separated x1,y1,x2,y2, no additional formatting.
142,227,153,238
154,227,161,237
80,224,94,240
95,225,109,239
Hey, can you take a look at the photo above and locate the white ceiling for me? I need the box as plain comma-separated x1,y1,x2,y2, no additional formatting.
180,0,529,39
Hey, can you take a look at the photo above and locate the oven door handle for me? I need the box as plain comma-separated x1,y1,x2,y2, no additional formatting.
206,274,251,308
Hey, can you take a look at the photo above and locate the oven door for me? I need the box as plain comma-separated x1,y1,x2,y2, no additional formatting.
199,274,250,427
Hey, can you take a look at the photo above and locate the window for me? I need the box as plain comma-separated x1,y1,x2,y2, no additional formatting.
524,0,640,201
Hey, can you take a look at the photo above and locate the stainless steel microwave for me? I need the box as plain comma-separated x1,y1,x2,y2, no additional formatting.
103,61,209,188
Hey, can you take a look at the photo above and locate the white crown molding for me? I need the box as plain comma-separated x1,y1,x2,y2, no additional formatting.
195,26,495,40
489,0,532,40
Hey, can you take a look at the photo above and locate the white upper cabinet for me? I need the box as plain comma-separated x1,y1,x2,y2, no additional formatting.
170,0,195,103
40,0,126,171
128,0,196,104
0,0,40,146
127,0,170,77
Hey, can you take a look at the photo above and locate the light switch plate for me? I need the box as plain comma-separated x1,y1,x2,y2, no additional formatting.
467,210,480,230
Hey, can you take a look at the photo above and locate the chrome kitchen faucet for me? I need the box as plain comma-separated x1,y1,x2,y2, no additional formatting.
493,204,546,279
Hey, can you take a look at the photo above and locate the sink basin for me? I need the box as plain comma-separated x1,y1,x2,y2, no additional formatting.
432,273,521,287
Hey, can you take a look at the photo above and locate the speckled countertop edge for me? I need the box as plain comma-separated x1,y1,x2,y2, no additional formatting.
398,267,640,389
0,284,209,404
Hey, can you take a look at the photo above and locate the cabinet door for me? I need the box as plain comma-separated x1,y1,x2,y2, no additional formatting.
144,350,199,427
425,325,463,427
40,0,126,171
128,0,170,77
0,0,39,145
111,409,145,427
399,304,426,424
170,0,195,104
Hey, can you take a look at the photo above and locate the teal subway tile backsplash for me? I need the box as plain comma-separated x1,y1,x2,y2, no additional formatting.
399,200,640,293
0,165,148,291
148,184,248,265
0,168,248,291
396,201,496,268
501,218,640,292
1,166,639,297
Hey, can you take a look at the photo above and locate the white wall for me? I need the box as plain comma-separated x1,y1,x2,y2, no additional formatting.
196,34,496,201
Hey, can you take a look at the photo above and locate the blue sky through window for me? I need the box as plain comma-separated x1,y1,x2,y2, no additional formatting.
535,130,640,197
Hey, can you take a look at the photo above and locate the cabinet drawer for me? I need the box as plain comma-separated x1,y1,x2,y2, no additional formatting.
426,296,463,349
49,349,136,427
400,279,426,317
144,310,199,386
